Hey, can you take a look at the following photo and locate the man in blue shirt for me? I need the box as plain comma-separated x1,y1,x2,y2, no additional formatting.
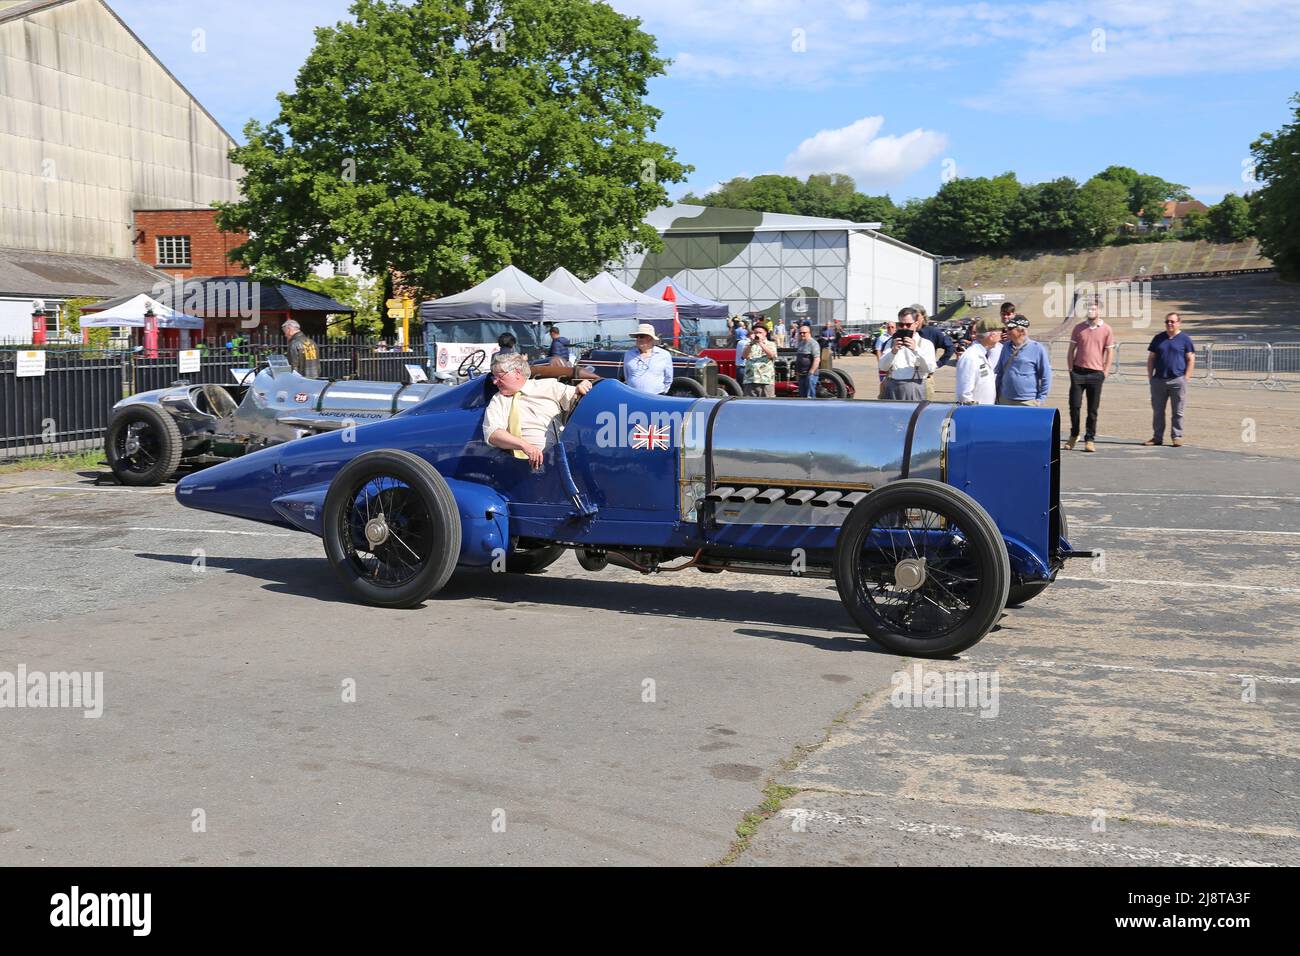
624,323,674,394
995,315,1052,405
546,325,572,364
733,326,748,378
1145,312,1195,447
914,305,954,401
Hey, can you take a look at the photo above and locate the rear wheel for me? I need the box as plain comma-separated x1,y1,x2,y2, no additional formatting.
715,374,743,397
847,341,864,356
1005,509,1068,606
506,542,566,573
668,376,707,398
323,450,461,608
106,404,183,486
834,479,1010,657
829,368,856,398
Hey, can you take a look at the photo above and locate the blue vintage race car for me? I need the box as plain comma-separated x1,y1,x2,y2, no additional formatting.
175,374,1089,657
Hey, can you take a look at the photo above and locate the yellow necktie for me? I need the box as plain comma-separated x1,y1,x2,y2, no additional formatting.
507,394,528,459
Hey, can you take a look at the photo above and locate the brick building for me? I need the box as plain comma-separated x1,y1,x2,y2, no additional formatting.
131,209,248,281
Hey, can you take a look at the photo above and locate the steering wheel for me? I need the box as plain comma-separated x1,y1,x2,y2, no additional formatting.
457,349,488,378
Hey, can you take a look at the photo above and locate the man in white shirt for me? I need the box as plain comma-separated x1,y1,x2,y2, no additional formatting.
878,307,936,401
483,351,592,469
955,318,1002,405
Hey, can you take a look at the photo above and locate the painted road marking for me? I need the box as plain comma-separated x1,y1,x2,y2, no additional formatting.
777,808,1281,866
0,523,293,537
1066,492,1300,501
1056,576,1300,594
1072,525,1300,536
969,656,1300,685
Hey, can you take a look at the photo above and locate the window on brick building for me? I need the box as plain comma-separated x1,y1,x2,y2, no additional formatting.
156,235,192,267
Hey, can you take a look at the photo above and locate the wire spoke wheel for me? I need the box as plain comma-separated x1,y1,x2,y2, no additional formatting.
854,505,979,637
339,475,434,588
323,450,462,608
835,479,1009,657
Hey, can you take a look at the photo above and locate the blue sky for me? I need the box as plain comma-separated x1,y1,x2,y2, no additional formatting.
115,0,1300,205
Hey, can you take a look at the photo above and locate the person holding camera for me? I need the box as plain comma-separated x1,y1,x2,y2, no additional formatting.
879,307,935,402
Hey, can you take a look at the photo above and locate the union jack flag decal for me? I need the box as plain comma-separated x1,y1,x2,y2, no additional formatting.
630,423,670,450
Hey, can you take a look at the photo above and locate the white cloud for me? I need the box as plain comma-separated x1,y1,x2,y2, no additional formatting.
784,117,948,188
611,0,1300,110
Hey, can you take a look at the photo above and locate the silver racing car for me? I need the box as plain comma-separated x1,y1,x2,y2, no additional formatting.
104,354,464,485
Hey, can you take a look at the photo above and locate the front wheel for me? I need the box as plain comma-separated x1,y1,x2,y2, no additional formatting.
834,478,1010,657
322,450,462,608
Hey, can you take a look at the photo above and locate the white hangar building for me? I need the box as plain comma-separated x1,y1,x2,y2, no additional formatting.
612,204,939,327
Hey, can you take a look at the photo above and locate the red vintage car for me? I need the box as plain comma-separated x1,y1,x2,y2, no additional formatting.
698,346,855,399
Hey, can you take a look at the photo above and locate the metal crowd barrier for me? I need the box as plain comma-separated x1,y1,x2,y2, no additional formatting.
1204,342,1272,389
1267,343,1300,390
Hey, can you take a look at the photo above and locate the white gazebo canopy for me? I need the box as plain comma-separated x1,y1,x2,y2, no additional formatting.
80,293,204,329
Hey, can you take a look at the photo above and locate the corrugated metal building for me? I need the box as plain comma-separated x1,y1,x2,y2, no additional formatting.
614,204,938,327
0,0,242,338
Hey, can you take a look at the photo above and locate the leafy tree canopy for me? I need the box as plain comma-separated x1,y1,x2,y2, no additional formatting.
681,173,901,233
1206,194,1253,243
1250,94,1300,279
217,0,689,299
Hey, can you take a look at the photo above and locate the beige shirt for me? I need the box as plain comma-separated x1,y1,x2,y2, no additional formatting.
482,378,581,449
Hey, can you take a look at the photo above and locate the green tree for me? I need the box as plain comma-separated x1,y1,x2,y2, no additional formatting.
1094,165,1189,222
1179,208,1209,240
1010,177,1081,248
905,173,1021,253
1075,176,1132,243
1251,95,1300,278
682,173,900,231
216,0,689,299
1205,194,1253,242
295,275,384,337
59,296,112,348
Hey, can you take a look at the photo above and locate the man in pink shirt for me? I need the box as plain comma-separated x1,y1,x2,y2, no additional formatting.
1065,302,1116,452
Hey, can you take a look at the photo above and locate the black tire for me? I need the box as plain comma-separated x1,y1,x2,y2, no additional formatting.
1004,580,1050,606
716,374,743,397
105,404,183,486
847,342,864,356
834,478,1010,658
576,548,609,572
829,367,856,397
814,369,846,399
668,376,708,398
506,543,565,573
1005,508,1067,606
322,449,461,608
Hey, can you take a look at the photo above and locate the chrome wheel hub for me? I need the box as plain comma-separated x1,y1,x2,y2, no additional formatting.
894,557,927,592
364,515,390,548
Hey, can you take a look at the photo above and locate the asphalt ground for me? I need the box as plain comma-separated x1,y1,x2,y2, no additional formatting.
0,424,1297,866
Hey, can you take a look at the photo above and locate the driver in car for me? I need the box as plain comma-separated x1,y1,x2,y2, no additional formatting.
483,351,592,469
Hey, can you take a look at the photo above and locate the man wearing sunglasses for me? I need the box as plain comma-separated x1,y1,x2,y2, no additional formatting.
1145,312,1195,447
793,323,821,398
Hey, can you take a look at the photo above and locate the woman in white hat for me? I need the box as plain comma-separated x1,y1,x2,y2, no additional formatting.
623,323,674,394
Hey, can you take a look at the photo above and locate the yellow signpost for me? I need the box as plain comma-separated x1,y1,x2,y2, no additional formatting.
385,298,415,349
